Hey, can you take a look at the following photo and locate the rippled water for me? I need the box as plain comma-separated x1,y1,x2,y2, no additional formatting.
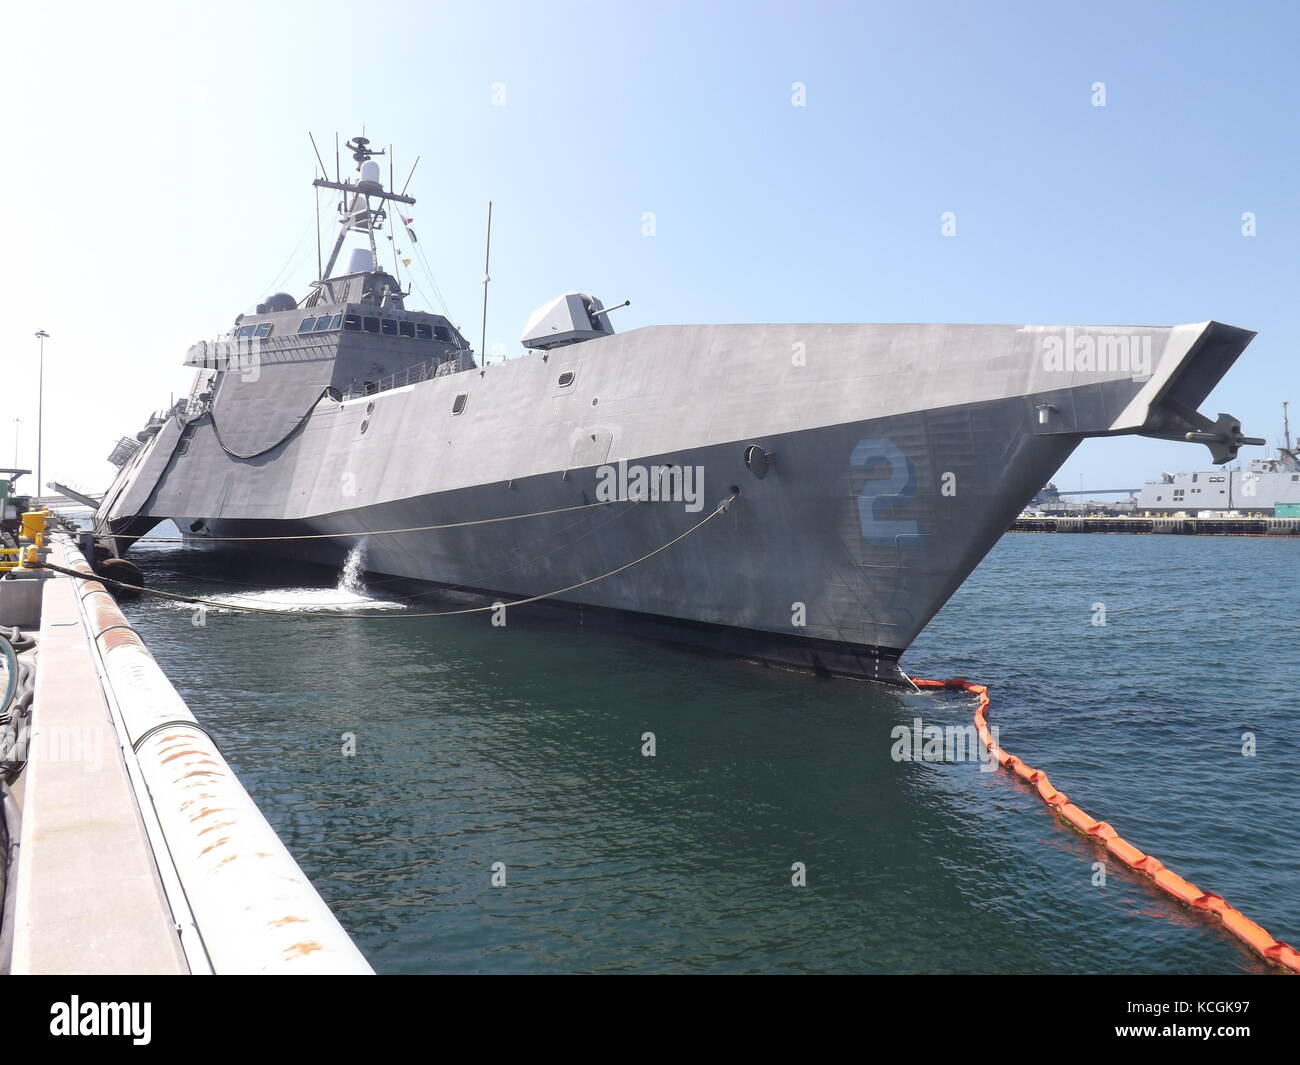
119,528,1299,974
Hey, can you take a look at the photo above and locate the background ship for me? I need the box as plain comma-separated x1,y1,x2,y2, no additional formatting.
91,134,1265,686
1131,403,1299,515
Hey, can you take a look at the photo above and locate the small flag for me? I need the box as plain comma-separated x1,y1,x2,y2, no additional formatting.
402,216,418,243
402,258,411,267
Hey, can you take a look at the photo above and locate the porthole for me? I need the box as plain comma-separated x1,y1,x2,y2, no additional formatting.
558,371,575,387
366,401,375,415
452,393,468,415
360,419,369,434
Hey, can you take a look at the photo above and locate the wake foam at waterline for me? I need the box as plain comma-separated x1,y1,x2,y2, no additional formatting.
175,541,408,612
195,587,407,613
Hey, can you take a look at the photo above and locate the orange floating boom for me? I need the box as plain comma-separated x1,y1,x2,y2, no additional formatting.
909,676,1300,975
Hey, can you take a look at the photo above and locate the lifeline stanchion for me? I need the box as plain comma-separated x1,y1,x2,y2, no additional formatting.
910,676,1300,975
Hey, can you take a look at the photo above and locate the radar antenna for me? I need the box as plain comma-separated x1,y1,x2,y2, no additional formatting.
344,136,386,164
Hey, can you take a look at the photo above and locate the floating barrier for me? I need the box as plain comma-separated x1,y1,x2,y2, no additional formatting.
911,676,1300,975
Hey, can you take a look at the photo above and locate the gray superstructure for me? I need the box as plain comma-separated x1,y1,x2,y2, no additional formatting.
94,135,1264,686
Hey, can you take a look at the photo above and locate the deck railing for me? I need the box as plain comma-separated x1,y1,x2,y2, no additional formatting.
340,353,467,399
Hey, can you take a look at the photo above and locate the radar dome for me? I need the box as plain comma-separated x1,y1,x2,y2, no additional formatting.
345,248,375,274
358,160,382,191
257,292,298,313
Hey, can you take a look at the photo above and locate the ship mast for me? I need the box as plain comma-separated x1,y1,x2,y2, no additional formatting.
305,135,416,306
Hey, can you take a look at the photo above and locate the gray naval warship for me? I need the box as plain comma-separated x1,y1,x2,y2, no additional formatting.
93,134,1264,687
1131,403,1299,515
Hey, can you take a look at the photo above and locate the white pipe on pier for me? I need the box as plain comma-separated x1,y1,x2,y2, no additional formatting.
55,535,372,975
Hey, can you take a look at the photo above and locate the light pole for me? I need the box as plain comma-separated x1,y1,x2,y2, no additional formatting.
34,330,48,498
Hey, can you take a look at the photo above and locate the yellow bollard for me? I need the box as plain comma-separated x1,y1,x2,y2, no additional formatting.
20,510,49,547
12,510,52,570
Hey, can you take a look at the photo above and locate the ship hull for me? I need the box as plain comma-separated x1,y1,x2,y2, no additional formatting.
163,396,1080,685
96,319,1257,683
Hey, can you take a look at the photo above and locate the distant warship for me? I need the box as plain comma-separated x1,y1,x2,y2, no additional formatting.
1132,403,1298,515
93,134,1264,686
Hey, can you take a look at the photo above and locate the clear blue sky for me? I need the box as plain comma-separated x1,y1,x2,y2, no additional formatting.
3,0,1296,494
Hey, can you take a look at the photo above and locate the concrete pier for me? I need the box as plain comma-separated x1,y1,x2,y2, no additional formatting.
0,530,371,975
9,548,187,973
1010,515,1300,536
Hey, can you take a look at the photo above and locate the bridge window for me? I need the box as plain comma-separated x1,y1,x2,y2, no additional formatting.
381,319,398,337
363,316,380,333
238,325,255,338
399,320,415,338
344,314,362,331
434,325,452,342
313,316,334,332
298,317,317,333
416,323,432,341
254,322,273,338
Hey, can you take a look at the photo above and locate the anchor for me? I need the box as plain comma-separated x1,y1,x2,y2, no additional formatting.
1145,397,1265,465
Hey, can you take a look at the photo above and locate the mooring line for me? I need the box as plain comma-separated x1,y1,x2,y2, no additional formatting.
910,676,1300,974
44,494,737,621
110,498,620,543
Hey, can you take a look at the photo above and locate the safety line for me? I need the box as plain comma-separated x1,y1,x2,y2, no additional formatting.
112,498,620,543
208,386,332,461
42,494,737,621
195,499,646,610
910,677,1300,975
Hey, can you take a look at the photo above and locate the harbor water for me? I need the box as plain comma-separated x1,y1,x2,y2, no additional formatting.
114,525,1299,974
